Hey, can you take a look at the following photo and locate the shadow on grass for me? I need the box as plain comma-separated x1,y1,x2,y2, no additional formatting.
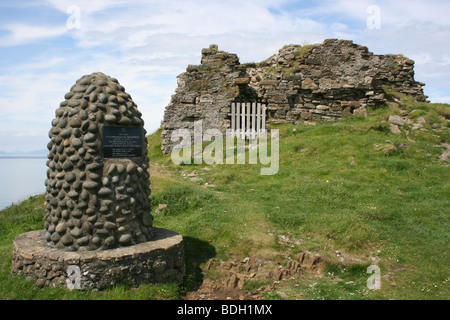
181,236,216,294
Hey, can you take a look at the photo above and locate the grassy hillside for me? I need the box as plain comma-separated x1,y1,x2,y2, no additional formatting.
0,92,448,300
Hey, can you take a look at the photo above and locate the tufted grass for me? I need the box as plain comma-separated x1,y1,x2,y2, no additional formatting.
0,96,449,300
147,98,449,300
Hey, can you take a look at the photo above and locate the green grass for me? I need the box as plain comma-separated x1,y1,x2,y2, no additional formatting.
1,94,449,300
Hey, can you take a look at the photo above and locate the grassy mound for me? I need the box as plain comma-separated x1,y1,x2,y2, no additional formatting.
1,93,448,300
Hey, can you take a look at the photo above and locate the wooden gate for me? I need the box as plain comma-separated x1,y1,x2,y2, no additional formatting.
230,102,266,139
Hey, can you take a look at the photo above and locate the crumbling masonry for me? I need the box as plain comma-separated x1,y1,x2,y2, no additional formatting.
161,39,427,154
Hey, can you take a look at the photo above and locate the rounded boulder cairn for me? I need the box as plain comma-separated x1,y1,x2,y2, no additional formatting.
44,72,153,251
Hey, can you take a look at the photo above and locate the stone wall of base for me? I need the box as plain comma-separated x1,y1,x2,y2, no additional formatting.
11,228,185,290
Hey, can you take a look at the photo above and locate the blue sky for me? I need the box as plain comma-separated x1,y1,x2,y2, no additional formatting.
0,0,449,153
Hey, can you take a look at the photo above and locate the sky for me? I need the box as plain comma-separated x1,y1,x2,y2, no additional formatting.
0,0,449,153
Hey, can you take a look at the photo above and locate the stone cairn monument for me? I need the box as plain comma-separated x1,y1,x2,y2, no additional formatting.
44,72,153,250
11,72,185,290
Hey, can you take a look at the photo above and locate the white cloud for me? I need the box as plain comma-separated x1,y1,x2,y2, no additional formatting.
313,0,450,27
431,96,450,103
43,0,127,15
0,23,67,46
42,0,326,49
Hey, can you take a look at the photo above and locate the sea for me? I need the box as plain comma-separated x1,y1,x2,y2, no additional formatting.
0,156,48,211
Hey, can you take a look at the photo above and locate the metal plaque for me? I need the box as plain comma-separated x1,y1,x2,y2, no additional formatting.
103,126,142,158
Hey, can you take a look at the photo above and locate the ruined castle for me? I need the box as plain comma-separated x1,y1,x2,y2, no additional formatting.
161,39,427,154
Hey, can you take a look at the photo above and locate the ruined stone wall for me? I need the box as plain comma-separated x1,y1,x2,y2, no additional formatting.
160,44,248,154
161,39,427,154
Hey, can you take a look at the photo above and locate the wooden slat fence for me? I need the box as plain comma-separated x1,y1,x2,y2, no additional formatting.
230,102,266,139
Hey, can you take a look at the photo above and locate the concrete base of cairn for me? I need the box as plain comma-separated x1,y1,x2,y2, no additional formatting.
10,228,185,290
